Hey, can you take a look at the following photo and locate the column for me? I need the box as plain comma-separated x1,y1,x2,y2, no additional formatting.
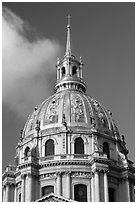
21,174,25,202
94,170,100,202
3,186,6,202
77,68,80,78
57,68,59,80
125,178,130,201
5,184,10,202
56,172,62,195
104,171,109,202
66,63,69,75
67,133,71,155
26,173,33,201
131,183,135,202
71,141,74,155
80,67,83,78
14,184,17,202
91,174,95,202
60,68,62,79
65,172,71,199
35,176,39,200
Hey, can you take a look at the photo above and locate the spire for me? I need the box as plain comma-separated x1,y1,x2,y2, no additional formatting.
65,15,72,57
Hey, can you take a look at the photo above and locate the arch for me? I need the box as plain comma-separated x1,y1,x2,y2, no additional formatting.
42,185,54,196
24,146,30,157
103,142,110,158
72,66,77,76
72,134,88,144
74,137,84,154
45,139,54,156
61,67,66,77
74,184,87,202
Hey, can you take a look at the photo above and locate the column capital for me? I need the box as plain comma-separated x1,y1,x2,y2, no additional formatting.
21,174,26,179
56,171,62,176
121,175,129,181
26,172,32,178
65,171,71,176
92,168,109,174
102,169,109,174
4,181,14,187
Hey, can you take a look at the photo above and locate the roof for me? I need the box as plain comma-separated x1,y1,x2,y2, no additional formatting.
35,193,77,202
21,90,119,140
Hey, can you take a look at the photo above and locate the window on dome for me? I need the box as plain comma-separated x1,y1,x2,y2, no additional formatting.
74,184,87,202
24,146,30,157
45,139,54,156
42,185,54,196
74,137,84,154
72,66,77,76
62,67,66,77
103,142,110,158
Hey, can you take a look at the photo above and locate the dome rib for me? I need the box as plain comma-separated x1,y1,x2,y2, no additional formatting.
22,90,119,139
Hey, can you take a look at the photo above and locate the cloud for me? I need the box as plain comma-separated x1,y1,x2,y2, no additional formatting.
2,7,62,118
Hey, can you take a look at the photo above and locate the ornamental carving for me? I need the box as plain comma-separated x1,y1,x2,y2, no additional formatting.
45,97,60,124
93,100,108,128
26,108,38,132
71,95,85,122
40,173,56,179
71,172,91,178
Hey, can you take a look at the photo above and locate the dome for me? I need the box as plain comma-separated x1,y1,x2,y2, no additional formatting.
3,15,134,204
22,90,119,139
21,21,119,141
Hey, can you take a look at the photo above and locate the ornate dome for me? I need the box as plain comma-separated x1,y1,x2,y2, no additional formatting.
21,18,120,141
22,90,119,140
3,15,134,204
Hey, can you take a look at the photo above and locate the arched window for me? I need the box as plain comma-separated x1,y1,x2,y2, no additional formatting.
74,137,84,154
74,184,87,202
62,67,66,77
72,66,77,76
42,185,54,196
109,187,116,202
45,139,54,156
103,142,110,158
24,146,30,157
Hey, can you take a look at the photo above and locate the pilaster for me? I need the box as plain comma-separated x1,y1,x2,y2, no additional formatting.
65,171,71,199
94,170,100,202
104,170,109,202
25,173,33,202
5,184,10,202
91,173,95,202
21,174,25,202
56,172,62,195
14,184,17,202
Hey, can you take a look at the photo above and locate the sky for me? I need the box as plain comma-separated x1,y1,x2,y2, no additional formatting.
2,2,135,170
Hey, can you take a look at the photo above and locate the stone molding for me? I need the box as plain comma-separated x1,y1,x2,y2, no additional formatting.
71,171,91,178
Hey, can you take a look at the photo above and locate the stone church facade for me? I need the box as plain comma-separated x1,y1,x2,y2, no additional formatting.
2,19,135,202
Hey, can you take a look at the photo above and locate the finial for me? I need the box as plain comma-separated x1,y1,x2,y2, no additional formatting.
57,57,60,65
65,15,72,57
67,14,71,27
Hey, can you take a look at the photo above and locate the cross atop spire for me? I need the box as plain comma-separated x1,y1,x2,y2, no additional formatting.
65,14,72,57
67,14,72,27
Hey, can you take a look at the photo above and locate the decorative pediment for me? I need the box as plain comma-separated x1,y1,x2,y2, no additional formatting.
35,193,76,202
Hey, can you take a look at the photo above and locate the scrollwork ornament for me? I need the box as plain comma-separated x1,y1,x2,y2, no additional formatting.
45,97,60,123
71,95,85,122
